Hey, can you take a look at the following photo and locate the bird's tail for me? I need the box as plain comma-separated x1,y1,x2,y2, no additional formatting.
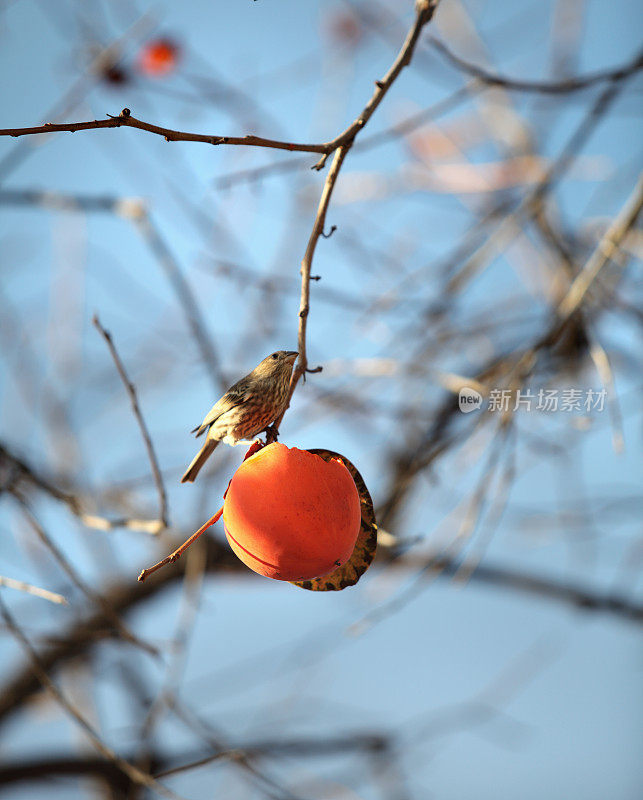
181,439,219,483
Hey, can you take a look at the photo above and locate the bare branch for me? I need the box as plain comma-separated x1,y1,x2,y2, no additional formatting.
0,107,329,154
93,314,169,531
275,143,351,428
269,0,443,436
13,497,159,657
0,532,640,734
137,506,223,582
430,38,643,95
215,84,471,189
0,442,164,535
557,172,643,320
0,732,390,788
133,214,226,392
0,576,68,606
447,71,639,294
328,0,443,152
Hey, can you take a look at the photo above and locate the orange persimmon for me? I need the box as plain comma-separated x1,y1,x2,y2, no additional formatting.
223,443,361,581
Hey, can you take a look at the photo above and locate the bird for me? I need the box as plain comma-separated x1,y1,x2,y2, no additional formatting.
181,350,298,483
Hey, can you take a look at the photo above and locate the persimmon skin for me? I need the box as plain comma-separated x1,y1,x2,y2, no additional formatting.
223,444,361,580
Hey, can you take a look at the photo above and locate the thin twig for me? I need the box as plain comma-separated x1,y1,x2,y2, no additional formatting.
447,68,640,294
15,497,159,657
0,13,156,184
0,107,329,154
0,732,391,787
137,506,223,582
324,0,443,155
140,544,207,740
0,576,68,606
0,530,640,735
162,694,302,800
263,143,349,442
587,331,625,454
215,83,472,189
0,441,162,535
430,38,643,95
556,172,643,320
0,190,226,393
280,144,351,420
0,188,143,214
133,214,226,392
93,314,169,531
269,0,443,435
0,1,443,180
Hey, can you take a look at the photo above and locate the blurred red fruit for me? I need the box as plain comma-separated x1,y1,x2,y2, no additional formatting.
327,11,362,46
223,443,361,581
138,38,180,77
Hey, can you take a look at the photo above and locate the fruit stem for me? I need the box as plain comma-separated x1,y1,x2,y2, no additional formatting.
137,505,223,581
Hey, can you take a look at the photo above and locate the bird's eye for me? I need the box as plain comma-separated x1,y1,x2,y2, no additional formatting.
271,353,278,360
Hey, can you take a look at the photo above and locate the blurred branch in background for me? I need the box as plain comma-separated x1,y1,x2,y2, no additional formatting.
0,596,183,800
93,314,169,531
0,527,640,739
0,575,68,606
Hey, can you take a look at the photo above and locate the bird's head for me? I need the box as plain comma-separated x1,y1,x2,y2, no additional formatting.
253,350,299,380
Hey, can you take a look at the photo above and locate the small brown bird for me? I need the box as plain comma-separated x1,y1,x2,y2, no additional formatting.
181,350,298,483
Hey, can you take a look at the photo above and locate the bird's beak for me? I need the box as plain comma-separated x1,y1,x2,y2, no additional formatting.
286,351,299,363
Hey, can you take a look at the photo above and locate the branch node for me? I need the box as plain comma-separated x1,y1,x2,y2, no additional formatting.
120,108,131,119
312,153,329,171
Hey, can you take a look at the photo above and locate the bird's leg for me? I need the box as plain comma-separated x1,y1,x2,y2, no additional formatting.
263,423,280,444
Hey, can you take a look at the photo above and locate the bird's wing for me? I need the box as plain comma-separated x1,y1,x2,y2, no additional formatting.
191,382,252,437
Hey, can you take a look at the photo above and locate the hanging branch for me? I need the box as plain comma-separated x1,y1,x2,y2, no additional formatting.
269,0,442,438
